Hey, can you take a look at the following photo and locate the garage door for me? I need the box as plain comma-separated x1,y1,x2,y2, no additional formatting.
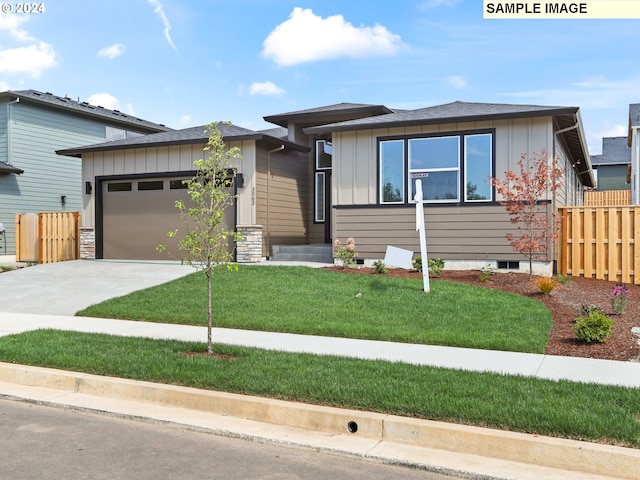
101,177,236,260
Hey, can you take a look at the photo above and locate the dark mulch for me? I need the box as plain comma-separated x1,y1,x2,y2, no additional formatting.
326,266,640,362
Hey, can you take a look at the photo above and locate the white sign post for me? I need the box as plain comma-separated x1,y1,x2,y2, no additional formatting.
414,178,430,293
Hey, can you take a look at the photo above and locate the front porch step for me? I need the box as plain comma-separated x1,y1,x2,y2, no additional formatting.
270,244,333,263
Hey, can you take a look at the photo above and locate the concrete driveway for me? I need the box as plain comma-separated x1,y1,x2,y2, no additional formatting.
0,260,194,315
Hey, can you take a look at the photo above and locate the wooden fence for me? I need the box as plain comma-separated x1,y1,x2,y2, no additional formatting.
558,206,639,285
584,190,631,206
16,212,80,264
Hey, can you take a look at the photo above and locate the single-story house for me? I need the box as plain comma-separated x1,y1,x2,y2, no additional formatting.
59,100,594,275
0,89,170,259
590,137,631,191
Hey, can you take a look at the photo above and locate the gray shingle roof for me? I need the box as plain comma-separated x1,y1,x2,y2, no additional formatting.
304,101,578,134
57,123,309,157
264,102,394,127
629,104,640,128
1,90,170,133
590,137,631,166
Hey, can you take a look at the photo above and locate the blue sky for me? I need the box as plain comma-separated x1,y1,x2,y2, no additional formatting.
1,0,639,154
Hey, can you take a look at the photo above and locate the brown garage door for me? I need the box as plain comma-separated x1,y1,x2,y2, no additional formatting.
102,177,236,260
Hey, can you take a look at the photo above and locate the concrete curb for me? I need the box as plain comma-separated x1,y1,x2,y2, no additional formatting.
0,362,637,479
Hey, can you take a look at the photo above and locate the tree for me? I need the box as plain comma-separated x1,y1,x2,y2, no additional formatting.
158,122,242,355
490,149,564,279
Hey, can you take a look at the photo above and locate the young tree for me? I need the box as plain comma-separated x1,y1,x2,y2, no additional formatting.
490,149,564,279
158,122,242,355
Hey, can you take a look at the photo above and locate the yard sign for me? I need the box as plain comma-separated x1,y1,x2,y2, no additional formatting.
414,179,430,293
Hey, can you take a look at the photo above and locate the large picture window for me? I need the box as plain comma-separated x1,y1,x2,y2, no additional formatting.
379,131,493,204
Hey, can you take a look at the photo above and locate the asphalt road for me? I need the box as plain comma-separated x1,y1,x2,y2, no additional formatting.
0,398,458,480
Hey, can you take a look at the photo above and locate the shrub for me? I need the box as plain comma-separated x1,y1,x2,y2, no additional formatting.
372,260,387,274
611,284,630,315
535,276,558,295
413,257,445,277
554,275,572,286
574,310,614,343
479,264,496,282
334,237,357,268
412,256,422,272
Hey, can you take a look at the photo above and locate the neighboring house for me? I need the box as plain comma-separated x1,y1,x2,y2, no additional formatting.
628,104,640,205
0,89,170,259
59,100,594,275
590,137,631,191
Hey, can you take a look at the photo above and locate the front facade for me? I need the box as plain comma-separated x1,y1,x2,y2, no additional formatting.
61,100,593,274
294,101,593,274
0,90,169,258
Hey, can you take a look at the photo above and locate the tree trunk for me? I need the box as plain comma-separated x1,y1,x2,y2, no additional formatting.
207,269,213,355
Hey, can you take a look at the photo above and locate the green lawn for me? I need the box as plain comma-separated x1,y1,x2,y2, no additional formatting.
77,266,552,353
0,330,638,448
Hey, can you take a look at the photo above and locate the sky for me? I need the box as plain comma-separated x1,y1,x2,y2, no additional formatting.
1,1,639,154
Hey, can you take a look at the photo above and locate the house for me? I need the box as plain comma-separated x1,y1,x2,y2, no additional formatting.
0,90,170,260
628,104,640,205
590,137,631,191
59,100,594,275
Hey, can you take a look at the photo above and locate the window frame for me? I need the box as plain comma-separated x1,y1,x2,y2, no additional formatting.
378,129,495,206
314,139,332,223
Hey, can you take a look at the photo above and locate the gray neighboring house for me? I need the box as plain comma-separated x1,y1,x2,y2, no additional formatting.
0,90,170,259
590,136,631,191
628,104,640,204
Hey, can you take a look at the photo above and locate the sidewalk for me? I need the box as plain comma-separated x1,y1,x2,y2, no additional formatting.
1,311,640,388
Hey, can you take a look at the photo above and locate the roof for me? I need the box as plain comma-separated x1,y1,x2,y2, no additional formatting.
590,137,631,166
0,90,170,133
264,102,394,128
303,100,593,188
57,123,309,157
304,101,579,134
0,161,23,174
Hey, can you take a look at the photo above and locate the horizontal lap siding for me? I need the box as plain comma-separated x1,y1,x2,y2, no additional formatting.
335,205,529,260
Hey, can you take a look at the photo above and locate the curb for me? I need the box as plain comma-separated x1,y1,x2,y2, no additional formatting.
0,362,637,479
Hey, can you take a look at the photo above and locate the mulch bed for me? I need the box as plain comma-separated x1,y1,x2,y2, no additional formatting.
325,266,640,362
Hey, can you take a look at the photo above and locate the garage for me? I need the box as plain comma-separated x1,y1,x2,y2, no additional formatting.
99,175,236,261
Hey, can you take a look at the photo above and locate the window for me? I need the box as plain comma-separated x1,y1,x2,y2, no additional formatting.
138,180,164,191
106,126,145,141
315,140,332,223
169,179,189,189
107,182,132,192
379,131,494,204
315,172,325,222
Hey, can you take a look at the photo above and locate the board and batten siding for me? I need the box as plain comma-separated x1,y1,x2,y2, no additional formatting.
82,140,255,230
255,147,311,257
331,116,565,263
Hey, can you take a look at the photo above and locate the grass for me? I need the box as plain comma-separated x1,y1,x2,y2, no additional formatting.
0,329,638,448
77,266,552,353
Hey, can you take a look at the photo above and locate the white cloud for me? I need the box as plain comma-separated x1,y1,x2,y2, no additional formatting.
0,15,35,41
87,92,120,110
98,43,126,59
0,42,57,77
420,0,460,9
445,75,467,90
262,7,405,66
0,81,10,91
147,0,178,52
179,114,191,126
249,81,286,96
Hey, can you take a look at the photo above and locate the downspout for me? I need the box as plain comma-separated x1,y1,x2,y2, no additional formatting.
266,145,285,257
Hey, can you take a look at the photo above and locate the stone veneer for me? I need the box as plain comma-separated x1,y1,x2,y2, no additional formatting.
236,225,264,263
79,227,95,259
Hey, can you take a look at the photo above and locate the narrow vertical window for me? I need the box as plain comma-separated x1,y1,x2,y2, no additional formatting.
315,172,325,222
464,134,492,202
380,140,404,203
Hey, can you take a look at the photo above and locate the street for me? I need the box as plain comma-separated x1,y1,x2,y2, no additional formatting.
0,398,458,480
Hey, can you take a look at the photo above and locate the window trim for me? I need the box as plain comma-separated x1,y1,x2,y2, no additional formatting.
377,129,495,206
